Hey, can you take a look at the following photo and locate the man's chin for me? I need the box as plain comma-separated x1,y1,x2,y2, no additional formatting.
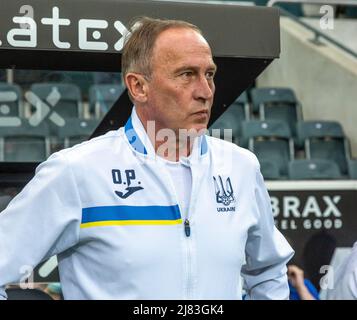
184,125,208,137
179,125,207,138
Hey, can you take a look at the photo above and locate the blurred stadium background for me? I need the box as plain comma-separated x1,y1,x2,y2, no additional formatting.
0,0,356,299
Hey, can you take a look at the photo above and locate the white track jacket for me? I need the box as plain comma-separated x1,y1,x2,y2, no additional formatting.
0,108,294,300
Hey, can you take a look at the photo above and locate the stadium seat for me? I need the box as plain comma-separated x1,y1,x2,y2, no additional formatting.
209,92,249,145
42,71,74,83
0,70,5,82
14,70,50,90
44,71,96,101
254,0,304,16
42,71,122,101
0,119,50,162
242,120,294,177
345,5,357,18
259,159,282,180
297,120,345,141
29,83,82,119
275,3,304,16
250,87,302,137
297,121,350,175
6,288,53,300
288,159,342,180
93,72,122,85
347,160,357,179
0,83,23,117
89,84,124,118
0,194,12,212
56,118,99,148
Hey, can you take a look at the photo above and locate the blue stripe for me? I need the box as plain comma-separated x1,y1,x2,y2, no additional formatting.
124,117,147,155
201,135,208,155
82,205,181,223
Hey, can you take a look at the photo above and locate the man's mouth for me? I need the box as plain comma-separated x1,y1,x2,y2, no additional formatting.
192,110,209,117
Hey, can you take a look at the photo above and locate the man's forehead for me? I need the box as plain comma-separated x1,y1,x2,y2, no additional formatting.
152,27,213,63
156,27,209,44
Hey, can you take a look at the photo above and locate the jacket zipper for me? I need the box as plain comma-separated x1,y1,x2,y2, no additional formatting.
184,219,190,237
158,160,194,299
184,163,196,300
184,216,193,299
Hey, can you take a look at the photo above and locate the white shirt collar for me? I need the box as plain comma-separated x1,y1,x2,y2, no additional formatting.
126,106,209,162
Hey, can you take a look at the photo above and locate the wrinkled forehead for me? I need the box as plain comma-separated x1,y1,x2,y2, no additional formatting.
152,27,214,68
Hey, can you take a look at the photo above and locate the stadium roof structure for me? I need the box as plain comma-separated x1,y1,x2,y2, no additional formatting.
0,0,280,136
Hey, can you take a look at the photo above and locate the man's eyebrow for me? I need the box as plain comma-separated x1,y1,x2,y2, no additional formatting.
173,64,217,73
208,63,217,72
211,63,218,72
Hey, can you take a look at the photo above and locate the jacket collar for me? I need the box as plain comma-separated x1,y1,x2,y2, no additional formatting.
124,107,209,161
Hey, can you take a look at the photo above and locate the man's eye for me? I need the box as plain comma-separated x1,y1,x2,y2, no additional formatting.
181,71,193,78
206,71,215,80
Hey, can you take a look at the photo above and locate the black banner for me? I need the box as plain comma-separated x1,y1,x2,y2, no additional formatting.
0,0,279,58
268,182,357,290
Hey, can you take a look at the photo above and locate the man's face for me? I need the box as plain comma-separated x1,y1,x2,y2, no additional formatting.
144,27,216,133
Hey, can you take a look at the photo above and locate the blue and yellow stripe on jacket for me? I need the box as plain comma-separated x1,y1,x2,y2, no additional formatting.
81,205,182,228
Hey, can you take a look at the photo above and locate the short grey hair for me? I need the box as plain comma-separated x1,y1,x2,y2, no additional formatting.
121,16,203,78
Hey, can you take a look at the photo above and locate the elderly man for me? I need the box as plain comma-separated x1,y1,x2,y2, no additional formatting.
0,17,293,300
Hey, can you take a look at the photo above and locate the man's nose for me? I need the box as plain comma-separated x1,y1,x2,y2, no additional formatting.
193,75,214,101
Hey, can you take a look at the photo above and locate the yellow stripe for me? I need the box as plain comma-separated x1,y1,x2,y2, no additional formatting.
80,219,183,229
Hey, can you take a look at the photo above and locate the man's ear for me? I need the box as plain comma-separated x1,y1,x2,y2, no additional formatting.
125,73,148,103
